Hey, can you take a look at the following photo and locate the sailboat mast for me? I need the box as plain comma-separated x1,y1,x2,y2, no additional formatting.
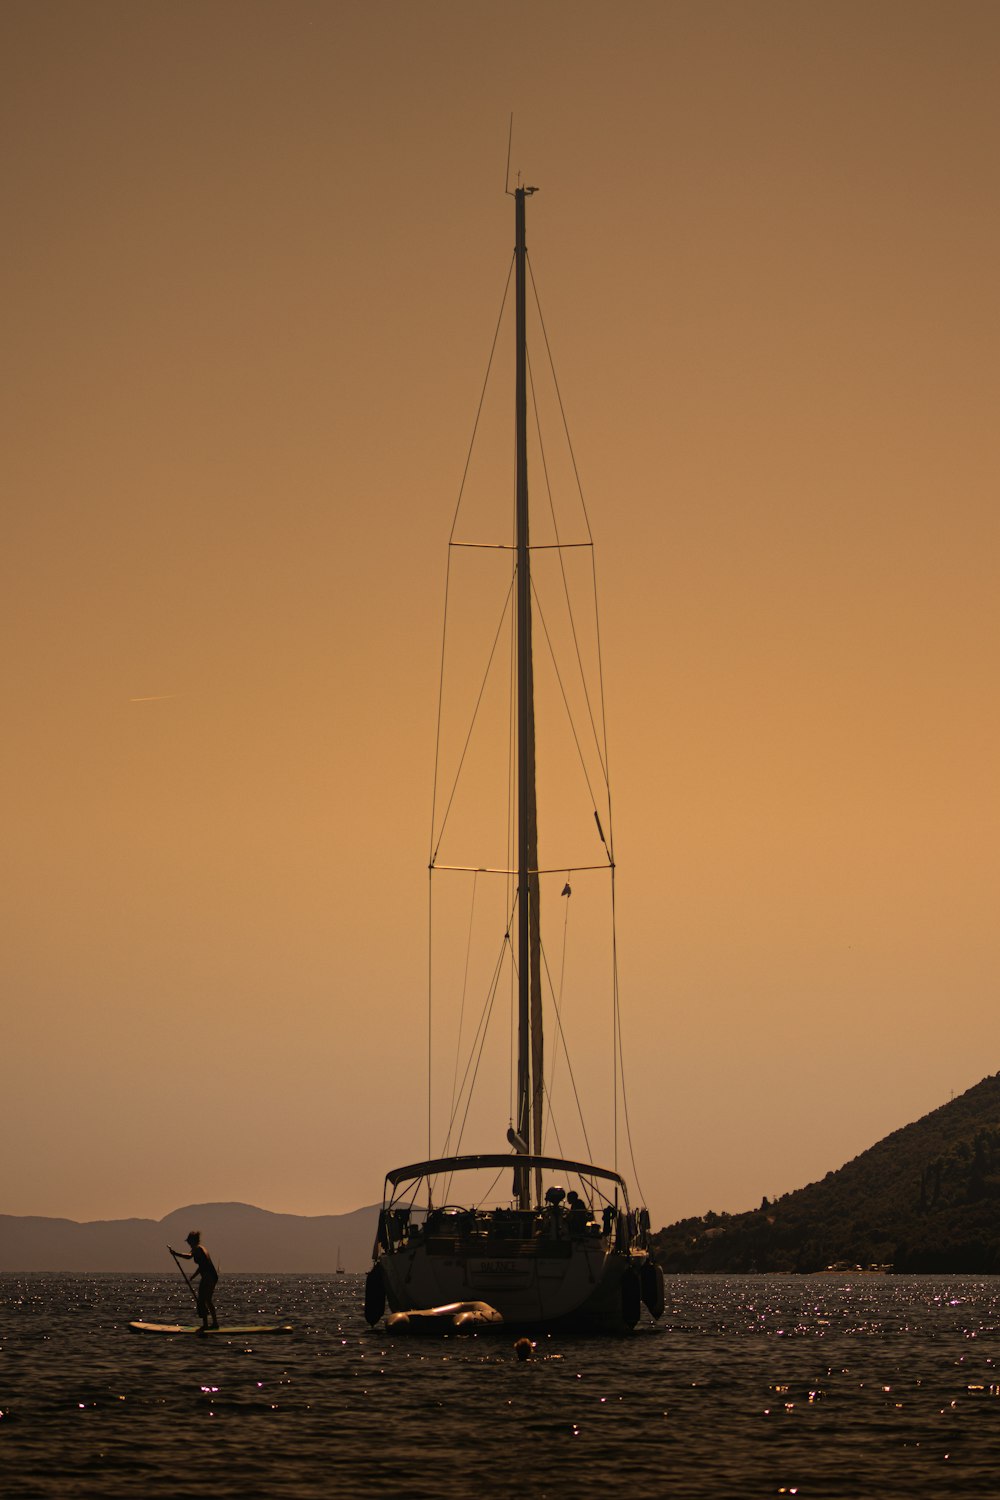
514,186,543,1209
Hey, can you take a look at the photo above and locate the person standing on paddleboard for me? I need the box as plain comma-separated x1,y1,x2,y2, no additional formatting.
170,1231,219,1330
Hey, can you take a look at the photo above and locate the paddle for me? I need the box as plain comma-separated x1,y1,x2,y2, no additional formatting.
168,1246,199,1308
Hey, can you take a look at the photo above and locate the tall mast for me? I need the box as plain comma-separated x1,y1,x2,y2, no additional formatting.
514,185,543,1209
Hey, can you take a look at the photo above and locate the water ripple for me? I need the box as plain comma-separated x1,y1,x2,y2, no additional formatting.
4,1274,1000,1496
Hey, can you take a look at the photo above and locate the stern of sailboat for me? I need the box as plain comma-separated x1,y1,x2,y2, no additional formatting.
369,1154,659,1333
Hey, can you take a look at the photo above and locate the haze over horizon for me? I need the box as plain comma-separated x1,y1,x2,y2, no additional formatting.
4,1,997,1231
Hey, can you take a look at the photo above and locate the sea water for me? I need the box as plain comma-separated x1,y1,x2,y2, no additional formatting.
3,1273,1000,1497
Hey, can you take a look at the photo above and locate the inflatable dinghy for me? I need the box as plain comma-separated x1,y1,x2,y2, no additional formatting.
385,1300,503,1334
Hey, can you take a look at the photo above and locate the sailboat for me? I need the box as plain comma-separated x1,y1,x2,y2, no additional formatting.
336,1246,345,1275
365,185,663,1335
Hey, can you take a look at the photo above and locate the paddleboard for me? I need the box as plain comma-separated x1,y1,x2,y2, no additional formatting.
129,1321,293,1336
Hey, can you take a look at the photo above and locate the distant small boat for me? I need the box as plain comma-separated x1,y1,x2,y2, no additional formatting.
336,1246,345,1274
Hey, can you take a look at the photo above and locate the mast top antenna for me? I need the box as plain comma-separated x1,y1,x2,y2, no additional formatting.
504,115,538,197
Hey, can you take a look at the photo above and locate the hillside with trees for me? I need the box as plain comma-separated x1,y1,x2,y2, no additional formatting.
654,1074,1000,1273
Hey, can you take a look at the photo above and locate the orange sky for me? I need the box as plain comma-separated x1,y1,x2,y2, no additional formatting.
3,0,997,1228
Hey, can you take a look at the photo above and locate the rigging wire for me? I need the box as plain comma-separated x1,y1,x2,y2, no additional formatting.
526,338,610,792
537,924,594,1163
428,548,453,868
529,254,647,1199
527,259,613,812
431,257,514,864
507,568,517,1126
448,258,515,544
427,868,433,1161
447,871,479,1135
428,258,517,1156
541,877,572,1153
611,866,649,1205
529,576,607,829
472,1166,507,1208
439,930,510,1206
431,577,515,862
440,907,515,1159
526,255,595,538
422,234,650,1214
542,1086,567,1160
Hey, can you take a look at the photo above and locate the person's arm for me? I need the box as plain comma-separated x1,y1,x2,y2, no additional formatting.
169,1246,193,1260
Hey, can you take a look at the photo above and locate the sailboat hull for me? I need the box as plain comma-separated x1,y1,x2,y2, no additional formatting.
378,1240,644,1335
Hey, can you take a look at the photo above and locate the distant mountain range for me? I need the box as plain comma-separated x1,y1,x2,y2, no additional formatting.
653,1073,1000,1273
11,1077,1000,1276
0,1201,380,1273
